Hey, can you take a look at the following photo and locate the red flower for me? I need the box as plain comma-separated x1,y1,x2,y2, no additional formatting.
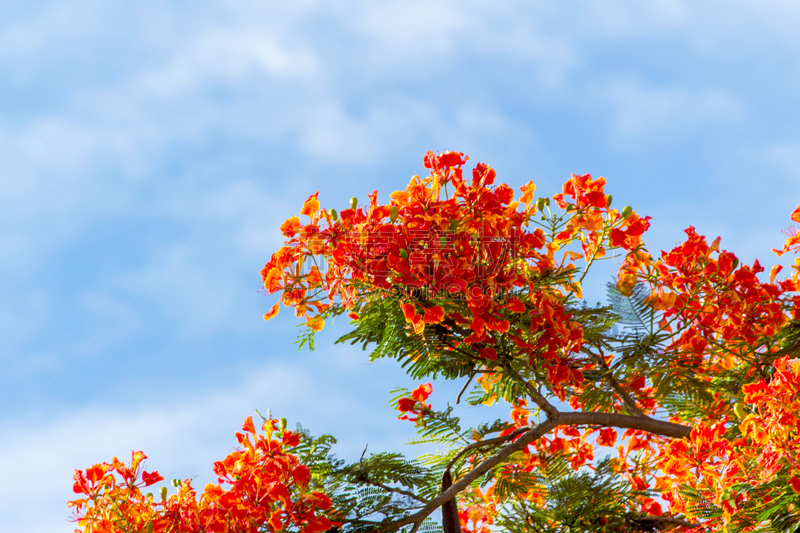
300,192,320,217
595,428,617,447
280,216,302,237
423,306,445,324
141,470,163,487
264,303,280,321
411,383,433,402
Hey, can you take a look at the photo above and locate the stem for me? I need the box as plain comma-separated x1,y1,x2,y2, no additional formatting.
638,514,700,528
455,372,475,404
444,425,531,473
587,349,644,417
361,479,428,504
502,364,559,419
577,221,609,286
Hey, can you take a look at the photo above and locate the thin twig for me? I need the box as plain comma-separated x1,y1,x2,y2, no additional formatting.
361,479,428,504
444,425,530,473
639,514,700,528
587,348,644,417
502,364,560,419
456,372,475,404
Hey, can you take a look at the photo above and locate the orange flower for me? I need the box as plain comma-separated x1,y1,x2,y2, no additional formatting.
301,191,320,217
423,306,445,324
519,181,535,206
264,303,280,321
596,428,617,447
280,216,302,237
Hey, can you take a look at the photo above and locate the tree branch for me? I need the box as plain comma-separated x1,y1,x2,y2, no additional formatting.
638,514,700,528
455,372,475,404
502,364,560,419
360,479,428,504
367,372,691,532
444,425,531,473
587,349,644,417
370,419,560,533
557,411,690,439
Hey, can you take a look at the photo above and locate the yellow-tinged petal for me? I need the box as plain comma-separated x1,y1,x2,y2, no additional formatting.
280,217,301,237
264,303,280,321
520,180,536,205
307,315,324,331
770,264,783,284
300,192,320,217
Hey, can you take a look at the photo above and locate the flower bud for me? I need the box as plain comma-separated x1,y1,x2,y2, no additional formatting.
280,418,288,430
605,195,612,207
146,521,154,533
449,219,458,231
350,197,358,210
621,206,632,220
731,258,739,271
172,478,181,488
160,486,168,502
390,206,399,222
536,197,546,212
399,249,408,260
733,403,746,420
439,236,447,247
330,208,338,221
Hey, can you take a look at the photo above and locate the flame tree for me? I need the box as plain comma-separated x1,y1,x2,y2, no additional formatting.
71,151,800,533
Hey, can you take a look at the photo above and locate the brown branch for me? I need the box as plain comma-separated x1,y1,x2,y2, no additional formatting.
361,479,428,504
501,361,689,438
502,364,560,419
455,372,475,404
440,471,460,533
587,349,644,417
368,410,691,532
557,411,690,439
371,419,560,533
639,514,701,528
444,425,531,473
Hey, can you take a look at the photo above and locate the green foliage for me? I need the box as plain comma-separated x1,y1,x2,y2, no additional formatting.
494,459,664,533
334,295,475,381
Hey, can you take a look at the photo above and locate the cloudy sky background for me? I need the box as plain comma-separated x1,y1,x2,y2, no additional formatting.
3,1,800,530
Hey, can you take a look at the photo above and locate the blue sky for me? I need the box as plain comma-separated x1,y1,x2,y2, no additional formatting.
2,1,800,530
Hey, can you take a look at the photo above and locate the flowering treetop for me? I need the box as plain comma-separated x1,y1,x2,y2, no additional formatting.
259,150,800,532
70,151,800,533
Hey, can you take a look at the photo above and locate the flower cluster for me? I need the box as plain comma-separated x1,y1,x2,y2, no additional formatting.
68,417,334,533
262,151,650,393
259,152,800,529
395,382,433,423
656,355,800,528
